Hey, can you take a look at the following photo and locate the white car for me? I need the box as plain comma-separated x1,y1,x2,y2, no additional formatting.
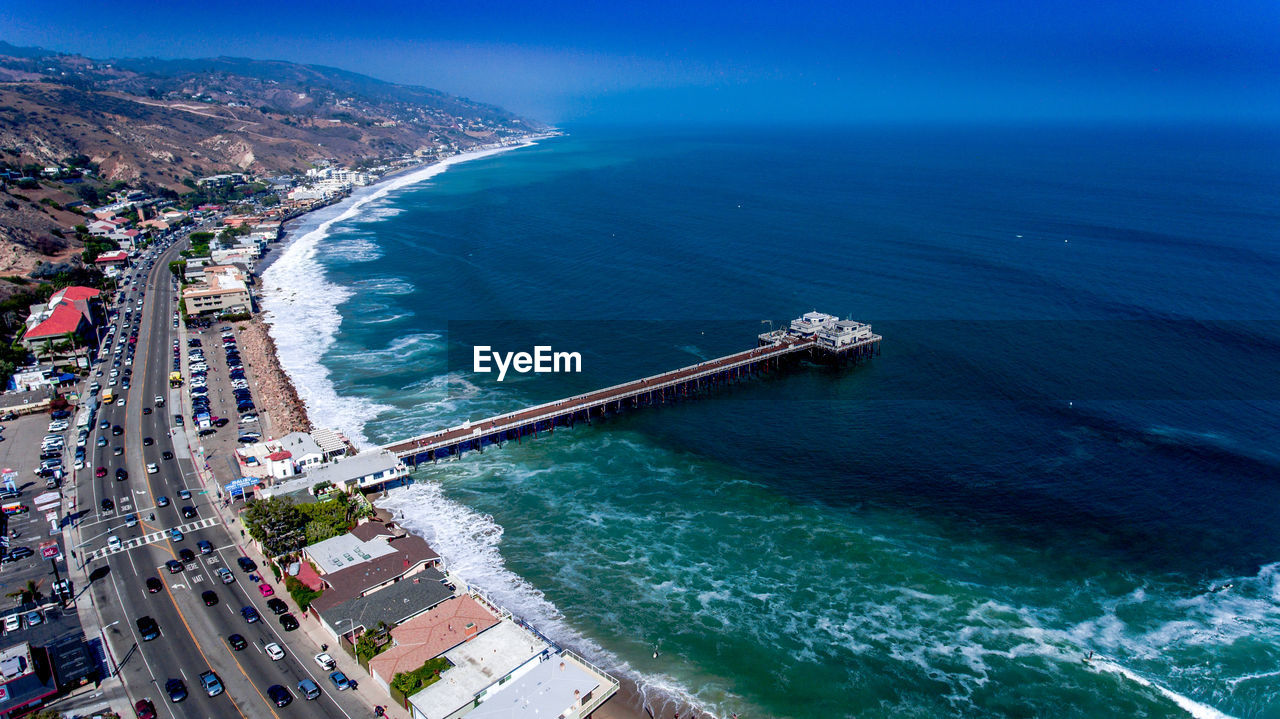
314,653,337,670
265,643,286,661
238,415,258,424
147,463,158,474
3,615,20,632
107,536,122,551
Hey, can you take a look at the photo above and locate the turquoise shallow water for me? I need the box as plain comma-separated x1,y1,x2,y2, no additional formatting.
262,125,1280,718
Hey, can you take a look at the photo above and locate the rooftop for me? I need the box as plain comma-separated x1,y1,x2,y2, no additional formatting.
23,302,86,340
317,568,452,635
305,531,398,575
409,621,551,719
276,431,324,459
369,595,501,684
465,653,605,719
311,530,441,610
301,450,406,487
311,427,349,455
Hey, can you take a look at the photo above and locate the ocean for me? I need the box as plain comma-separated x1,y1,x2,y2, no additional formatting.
261,124,1280,719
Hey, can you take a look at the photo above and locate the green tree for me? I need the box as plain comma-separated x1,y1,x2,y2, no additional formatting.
168,260,187,282
243,497,306,556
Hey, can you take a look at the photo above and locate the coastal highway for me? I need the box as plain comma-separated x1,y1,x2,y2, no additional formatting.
74,231,367,719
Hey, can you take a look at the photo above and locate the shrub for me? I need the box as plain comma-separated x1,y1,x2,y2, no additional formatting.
390,657,452,696
285,576,322,612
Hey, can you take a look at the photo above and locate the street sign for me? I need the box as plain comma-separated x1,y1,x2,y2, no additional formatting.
223,477,259,495
40,540,59,559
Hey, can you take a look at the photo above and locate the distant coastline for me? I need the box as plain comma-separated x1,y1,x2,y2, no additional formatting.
253,132,672,719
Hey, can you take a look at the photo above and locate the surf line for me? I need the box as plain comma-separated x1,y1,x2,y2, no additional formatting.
1090,657,1237,719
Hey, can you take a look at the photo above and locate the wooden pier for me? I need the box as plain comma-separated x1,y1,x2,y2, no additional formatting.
381,314,880,466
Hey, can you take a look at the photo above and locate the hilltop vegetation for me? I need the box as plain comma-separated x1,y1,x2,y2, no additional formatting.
0,41,542,189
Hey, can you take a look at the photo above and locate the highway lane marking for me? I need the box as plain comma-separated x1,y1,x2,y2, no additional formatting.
161,529,255,719
85,518,219,562
106,568,174,719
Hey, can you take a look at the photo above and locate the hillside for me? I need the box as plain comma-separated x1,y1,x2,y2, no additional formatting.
0,41,543,188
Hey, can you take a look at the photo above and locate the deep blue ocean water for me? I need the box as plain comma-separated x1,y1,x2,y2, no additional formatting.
262,125,1280,719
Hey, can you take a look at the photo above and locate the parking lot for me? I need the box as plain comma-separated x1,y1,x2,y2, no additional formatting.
177,322,262,482
0,410,77,642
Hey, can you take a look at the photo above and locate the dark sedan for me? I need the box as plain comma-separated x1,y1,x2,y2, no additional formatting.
267,684,292,707
165,678,187,703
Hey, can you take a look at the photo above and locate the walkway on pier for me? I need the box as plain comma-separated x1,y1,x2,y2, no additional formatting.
383,336,825,462
381,329,879,465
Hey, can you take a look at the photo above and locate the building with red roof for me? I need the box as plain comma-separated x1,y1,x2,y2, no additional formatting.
94,250,129,273
22,286,102,359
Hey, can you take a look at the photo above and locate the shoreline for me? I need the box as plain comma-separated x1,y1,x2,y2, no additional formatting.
251,134,686,719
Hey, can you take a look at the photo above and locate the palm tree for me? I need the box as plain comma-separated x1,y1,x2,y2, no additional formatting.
63,331,83,367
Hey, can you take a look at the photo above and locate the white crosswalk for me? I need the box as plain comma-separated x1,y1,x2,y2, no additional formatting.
87,517,219,562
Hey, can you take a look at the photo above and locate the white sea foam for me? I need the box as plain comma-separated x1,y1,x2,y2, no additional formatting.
261,141,537,448
378,475,732,718
1092,659,1237,719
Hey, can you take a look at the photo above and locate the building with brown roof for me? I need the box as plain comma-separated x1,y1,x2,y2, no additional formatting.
305,522,446,637
368,594,502,692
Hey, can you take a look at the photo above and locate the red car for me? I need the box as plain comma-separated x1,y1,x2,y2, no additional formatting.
135,698,157,719
95,466,107,478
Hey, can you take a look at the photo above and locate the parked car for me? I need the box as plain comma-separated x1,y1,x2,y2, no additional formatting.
329,671,350,691
314,653,337,670
267,598,289,615
237,556,257,572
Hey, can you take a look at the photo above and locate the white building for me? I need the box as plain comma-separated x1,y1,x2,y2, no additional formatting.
407,621,552,719
788,311,839,336
463,652,619,719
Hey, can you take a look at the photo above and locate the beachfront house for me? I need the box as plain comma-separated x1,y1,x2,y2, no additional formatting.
462,651,620,719
368,594,502,692
405,621,552,719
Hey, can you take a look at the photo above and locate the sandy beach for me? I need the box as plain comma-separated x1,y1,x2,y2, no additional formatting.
247,136,672,719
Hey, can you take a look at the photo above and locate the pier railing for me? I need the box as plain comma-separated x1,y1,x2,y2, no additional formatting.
381,327,879,462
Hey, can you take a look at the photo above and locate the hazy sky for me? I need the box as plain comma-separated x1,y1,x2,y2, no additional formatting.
3,0,1277,124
